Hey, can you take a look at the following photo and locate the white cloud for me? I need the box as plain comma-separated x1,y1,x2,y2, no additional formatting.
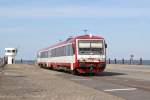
0,6,149,18
0,27,46,33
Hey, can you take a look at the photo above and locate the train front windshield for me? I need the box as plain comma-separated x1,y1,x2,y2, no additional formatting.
78,40,104,55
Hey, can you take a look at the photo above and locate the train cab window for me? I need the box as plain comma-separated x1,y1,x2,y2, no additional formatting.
78,40,104,55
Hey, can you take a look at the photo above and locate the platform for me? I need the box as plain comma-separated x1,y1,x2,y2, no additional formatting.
0,64,123,100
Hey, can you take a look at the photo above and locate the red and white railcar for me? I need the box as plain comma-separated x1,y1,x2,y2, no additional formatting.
37,34,107,74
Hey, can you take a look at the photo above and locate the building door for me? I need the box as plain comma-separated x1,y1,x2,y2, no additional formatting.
12,59,14,64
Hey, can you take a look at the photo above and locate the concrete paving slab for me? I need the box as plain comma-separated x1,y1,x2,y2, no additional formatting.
0,64,124,100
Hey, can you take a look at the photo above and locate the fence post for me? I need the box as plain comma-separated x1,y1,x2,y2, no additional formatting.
108,58,111,64
114,58,117,64
21,58,23,64
122,58,124,64
140,58,142,65
130,58,131,64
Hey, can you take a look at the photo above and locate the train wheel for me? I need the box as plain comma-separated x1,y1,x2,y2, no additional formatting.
100,66,106,72
70,70,77,75
40,64,43,68
49,65,54,70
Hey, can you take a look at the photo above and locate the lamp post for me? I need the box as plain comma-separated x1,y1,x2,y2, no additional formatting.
130,54,134,64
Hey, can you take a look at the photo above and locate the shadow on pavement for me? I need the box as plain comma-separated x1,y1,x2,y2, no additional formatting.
95,71,127,77
81,71,127,77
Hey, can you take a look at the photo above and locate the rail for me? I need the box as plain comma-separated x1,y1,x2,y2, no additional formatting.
107,58,150,65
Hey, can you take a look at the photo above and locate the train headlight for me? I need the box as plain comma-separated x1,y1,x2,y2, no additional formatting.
79,58,86,62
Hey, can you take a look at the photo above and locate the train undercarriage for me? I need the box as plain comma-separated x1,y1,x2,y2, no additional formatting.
38,62,106,75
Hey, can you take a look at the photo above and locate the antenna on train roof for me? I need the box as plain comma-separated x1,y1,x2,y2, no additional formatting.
83,29,92,37
83,29,88,34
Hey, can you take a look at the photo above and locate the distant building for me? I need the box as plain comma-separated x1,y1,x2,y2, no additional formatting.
5,48,17,64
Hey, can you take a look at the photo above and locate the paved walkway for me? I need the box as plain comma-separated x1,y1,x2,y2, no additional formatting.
0,64,123,100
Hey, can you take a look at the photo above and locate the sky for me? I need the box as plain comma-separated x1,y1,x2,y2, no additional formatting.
0,0,150,60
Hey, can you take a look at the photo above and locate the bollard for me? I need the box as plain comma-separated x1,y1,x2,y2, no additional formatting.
122,58,124,64
130,58,131,64
114,58,117,64
21,58,23,63
108,58,111,64
140,58,142,65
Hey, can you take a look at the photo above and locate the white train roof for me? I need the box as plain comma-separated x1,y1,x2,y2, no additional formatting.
5,48,17,50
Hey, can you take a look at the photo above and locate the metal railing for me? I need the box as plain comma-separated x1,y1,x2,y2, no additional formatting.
0,57,7,68
107,58,150,65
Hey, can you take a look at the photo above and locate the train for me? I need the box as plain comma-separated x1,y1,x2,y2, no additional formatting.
37,34,107,74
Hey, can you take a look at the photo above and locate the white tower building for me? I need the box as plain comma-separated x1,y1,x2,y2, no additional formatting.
5,48,17,64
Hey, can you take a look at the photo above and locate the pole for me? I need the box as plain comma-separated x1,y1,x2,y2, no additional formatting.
122,58,124,64
108,58,111,64
140,58,142,65
114,58,117,64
